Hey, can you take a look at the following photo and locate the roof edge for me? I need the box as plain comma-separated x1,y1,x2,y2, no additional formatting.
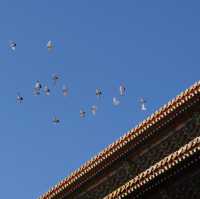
104,136,200,199
39,81,200,199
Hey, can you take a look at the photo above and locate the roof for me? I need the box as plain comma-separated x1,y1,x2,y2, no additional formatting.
103,136,200,199
39,81,200,199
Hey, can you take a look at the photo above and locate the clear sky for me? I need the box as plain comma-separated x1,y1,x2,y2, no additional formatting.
0,1,199,198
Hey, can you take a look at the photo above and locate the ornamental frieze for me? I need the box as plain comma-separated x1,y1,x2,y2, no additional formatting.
73,112,200,199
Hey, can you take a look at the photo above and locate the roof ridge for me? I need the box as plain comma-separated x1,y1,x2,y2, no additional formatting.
39,80,200,199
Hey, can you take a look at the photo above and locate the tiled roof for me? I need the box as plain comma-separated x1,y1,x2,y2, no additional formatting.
39,81,200,199
104,136,200,199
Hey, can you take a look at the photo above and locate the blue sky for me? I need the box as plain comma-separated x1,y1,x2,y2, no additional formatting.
0,1,199,198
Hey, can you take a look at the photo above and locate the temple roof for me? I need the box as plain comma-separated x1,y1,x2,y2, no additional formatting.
39,81,200,199
103,136,200,199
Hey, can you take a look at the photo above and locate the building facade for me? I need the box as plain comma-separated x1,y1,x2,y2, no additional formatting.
39,81,200,199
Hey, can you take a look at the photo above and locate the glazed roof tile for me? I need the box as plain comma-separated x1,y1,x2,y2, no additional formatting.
104,136,200,199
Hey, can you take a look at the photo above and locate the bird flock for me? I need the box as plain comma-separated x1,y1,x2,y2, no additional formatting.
12,40,147,124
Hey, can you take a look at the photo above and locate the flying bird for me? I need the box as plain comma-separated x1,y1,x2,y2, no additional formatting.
96,88,102,98
44,85,50,96
52,74,59,85
35,80,42,90
113,97,120,106
91,105,98,116
140,98,147,111
9,41,16,51
33,80,42,96
52,116,60,124
16,93,23,103
47,40,53,51
62,85,68,96
119,84,126,96
80,109,86,118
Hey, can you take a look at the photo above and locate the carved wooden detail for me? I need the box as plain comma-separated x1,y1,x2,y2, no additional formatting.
130,161,200,199
72,113,200,199
129,113,200,176
76,161,133,199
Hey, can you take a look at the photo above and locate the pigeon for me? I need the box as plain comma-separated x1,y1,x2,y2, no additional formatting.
33,80,42,96
9,41,16,51
62,85,68,96
80,109,86,118
16,93,23,103
35,80,42,90
113,97,120,106
96,88,102,98
91,105,98,116
140,98,147,111
44,85,50,96
119,84,126,96
47,40,53,51
52,116,60,124
52,74,59,85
